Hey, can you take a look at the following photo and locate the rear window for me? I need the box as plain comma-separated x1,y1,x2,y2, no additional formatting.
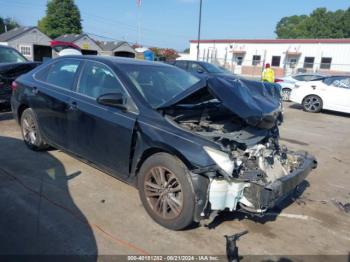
40,59,81,89
324,76,350,89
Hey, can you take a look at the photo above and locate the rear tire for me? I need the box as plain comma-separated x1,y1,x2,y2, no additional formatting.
20,108,48,151
302,95,323,113
138,153,195,230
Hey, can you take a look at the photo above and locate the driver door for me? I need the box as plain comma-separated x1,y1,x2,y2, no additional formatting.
67,60,137,178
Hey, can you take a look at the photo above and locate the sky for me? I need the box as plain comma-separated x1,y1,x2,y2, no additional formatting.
0,0,349,51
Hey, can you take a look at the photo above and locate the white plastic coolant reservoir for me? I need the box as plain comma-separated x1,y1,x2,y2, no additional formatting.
209,179,248,211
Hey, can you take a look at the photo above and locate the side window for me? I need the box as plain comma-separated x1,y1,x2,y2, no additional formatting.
46,59,81,89
292,75,303,81
301,75,315,81
252,55,261,66
303,57,315,69
78,61,125,98
329,77,350,89
271,56,281,67
35,65,51,81
189,62,205,72
174,61,188,70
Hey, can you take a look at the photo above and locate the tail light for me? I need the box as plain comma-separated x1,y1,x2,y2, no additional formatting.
275,79,284,83
11,81,18,91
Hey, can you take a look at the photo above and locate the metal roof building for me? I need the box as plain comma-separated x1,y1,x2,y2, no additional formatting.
0,26,52,61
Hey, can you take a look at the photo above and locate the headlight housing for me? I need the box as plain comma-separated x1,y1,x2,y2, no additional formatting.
204,146,234,176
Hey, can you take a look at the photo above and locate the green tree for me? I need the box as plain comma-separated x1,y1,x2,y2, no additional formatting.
38,0,82,39
0,17,20,34
275,7,350,39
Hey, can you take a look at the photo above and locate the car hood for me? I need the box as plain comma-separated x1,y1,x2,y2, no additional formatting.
159,76,282,127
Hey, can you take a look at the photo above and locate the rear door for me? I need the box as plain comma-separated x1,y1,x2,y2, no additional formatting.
67,60,137,178
31,58,82,148
323,76,350,112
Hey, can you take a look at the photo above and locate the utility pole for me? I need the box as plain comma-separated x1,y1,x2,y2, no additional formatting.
196,0,203,61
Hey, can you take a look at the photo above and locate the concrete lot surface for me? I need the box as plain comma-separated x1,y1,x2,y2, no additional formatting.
0,103,349,259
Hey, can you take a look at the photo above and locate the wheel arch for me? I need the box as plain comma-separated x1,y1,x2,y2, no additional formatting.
134,146,193,178
133,145,211,223
17,103,29,124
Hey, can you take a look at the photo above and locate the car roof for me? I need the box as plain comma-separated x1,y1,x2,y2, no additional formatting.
56,55,171,67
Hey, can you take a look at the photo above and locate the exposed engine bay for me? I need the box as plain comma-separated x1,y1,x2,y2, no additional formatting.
164,88,317,215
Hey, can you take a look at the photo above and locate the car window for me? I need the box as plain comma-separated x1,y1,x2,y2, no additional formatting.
78,61,125,98
0,47,27,63
119,64,200,108
293,75,308,81
188,62,205,72
174,61,188,70
302,75,315,81
324,76,350,89
201,62,225,73
293,75,320,81
46,59,80,89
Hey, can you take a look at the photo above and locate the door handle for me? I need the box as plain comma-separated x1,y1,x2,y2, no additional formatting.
32,87,39,95
67,101,78,111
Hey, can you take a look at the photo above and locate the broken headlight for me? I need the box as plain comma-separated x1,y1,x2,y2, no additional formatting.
204,146,234,177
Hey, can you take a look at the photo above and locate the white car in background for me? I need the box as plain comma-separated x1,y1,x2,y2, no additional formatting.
275,73,325,101
290,76,350,114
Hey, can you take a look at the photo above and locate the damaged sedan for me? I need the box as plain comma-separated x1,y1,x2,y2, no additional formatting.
11,56,317,230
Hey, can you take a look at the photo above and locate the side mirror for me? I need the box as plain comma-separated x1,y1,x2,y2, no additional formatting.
197,68,204,74
97,93,127,110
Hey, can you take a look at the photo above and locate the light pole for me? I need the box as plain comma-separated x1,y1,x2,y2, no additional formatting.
196,0,203,61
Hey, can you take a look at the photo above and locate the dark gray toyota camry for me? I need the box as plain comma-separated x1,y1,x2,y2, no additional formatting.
11,56,317,230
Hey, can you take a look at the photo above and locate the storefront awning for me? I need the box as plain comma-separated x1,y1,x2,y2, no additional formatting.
231,50,246,54
285,51,302,56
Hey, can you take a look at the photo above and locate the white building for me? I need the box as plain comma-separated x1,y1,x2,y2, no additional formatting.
189,39,350,77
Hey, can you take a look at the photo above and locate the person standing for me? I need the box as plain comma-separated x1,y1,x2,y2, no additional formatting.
262,63,275,83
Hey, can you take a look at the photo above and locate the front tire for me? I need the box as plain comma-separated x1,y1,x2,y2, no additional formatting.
20,108,48,151
138,153,195,230
302,95,323,113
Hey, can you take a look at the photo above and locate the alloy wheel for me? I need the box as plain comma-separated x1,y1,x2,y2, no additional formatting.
22,114,38,146
304,96,322,112
144,166,183,220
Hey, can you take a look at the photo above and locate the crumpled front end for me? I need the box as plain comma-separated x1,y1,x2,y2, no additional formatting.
161,76,317,221
207,145,317,215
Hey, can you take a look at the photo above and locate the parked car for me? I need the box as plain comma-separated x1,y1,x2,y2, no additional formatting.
12,56,317,230
290,75,350,114
50,40,82,56
0,45,40,106
275,73,325,101
169,60,236,79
